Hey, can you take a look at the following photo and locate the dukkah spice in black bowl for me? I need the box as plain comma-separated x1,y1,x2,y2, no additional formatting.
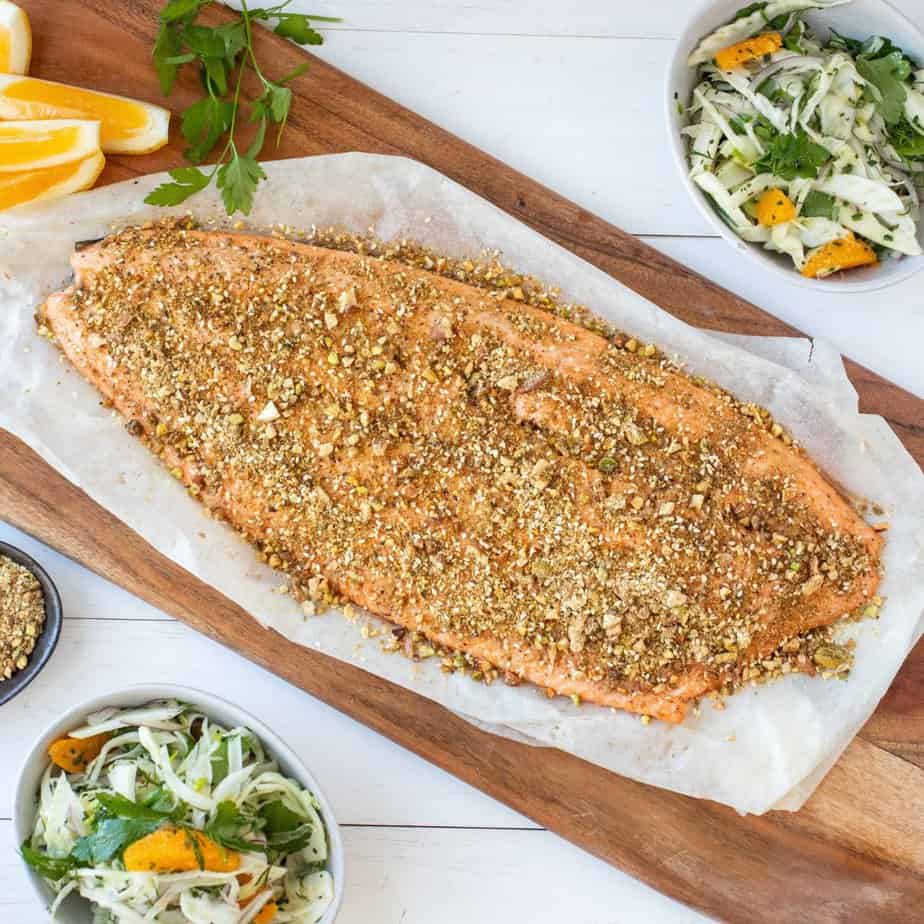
0,541,62,706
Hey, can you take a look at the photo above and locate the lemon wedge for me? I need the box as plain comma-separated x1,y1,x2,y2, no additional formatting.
0,119,101,171
0,150,104,210
0,75,169,154
0,1,30,76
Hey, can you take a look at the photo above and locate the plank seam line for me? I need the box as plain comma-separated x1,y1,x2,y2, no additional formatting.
314,28,677,40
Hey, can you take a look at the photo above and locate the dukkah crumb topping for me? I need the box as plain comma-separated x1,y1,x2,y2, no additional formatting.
0,554,45,682
39,221,883,720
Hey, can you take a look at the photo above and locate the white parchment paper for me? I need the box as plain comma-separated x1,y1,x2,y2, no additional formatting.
1,154,922,815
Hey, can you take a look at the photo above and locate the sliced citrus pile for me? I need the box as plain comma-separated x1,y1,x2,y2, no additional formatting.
0,2,173,212
0,75,169,154
0,119,101,171
0,0,30,76
0,152,104,210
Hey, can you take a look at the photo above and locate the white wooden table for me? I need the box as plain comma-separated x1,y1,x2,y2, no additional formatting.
3,2,923,920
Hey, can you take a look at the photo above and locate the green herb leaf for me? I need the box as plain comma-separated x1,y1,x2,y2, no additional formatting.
272,14,324,45
72,817,163,864
96,792,176,822
800,190,837,220
260,799,306,835
69,793,175,864
153,23,185,95
755,129,829,180
216,147,266,215
160,0,209,23
259,799,314,853
20,842,78,881
857,51,911,125
145,166,212,207
181,95,235,162
828,28,864,56
889,118,924,161
205,800,255,851
733,2,767,20
152,0,336,215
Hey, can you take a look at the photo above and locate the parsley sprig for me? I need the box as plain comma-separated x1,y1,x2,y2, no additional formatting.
147,0,338,215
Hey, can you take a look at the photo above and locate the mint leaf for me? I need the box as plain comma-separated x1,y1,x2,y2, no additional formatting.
259,799,305,834
145,166,211,207
72,818,163,864
801,190,837,220
755,129,829,180
890,118,924,161
96,793,175,822
69,793,176,865
205,801,255,851
20,842,78,881
858,51,911,125
216,149,266,215
259,799,312,853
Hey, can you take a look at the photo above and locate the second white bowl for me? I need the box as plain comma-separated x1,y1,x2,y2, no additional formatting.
666,0,924,292
13,683,345,924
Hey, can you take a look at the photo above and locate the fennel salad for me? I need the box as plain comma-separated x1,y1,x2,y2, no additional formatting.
683,0,924,277
21,700,334,924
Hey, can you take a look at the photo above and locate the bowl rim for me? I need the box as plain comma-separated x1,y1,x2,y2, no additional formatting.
0,540,63,707
664,0,924,293
13,682,345,924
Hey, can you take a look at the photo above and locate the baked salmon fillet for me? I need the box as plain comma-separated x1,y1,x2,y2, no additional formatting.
39,225,883,722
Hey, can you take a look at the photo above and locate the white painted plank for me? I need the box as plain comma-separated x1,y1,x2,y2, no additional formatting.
0,580,531,830
0,821,711,924
644,235,924,399
245,0,920,38
304,31,705,237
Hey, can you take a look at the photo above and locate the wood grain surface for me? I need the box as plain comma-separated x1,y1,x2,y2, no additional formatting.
2,2,923,920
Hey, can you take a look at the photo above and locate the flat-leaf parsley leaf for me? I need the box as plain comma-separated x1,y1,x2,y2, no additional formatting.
147,0,339,215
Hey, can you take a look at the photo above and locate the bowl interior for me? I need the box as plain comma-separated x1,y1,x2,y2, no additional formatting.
14,684,344,924
0,542,62,707
666,0,924,292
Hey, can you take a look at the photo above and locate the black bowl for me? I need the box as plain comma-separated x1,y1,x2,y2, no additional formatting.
0,541,62,706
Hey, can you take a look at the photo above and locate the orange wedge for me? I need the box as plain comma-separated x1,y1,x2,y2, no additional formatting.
0,119,100,171
0,75,169,154
0,1,30,75
0,151,104,211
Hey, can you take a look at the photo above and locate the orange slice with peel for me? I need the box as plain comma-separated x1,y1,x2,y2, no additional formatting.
0,1,30,76
0,151,104,211
0,119,100,171
0,75,169,154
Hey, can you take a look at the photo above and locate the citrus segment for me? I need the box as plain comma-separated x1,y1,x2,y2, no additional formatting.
0,75,169,153
0,151,104,211
0,119,100,171
0,1,30,75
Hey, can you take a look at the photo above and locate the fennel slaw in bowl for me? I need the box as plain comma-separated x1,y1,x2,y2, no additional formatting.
679,0,924,280
17,693,339,924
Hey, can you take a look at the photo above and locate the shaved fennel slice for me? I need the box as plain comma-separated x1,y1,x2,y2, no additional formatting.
688,0,850,66
138,725,215,811
840,208,922,255
796,217,848,247
693,172,756,229
816,174,904,213
107,761,137,802
279,870,334,924
69,702,184,738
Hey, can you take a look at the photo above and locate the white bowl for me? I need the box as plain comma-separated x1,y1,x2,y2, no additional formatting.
13,684,345,924
666,0,924,292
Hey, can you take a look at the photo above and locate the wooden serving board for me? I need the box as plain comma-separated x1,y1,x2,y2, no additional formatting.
3,2,924,920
